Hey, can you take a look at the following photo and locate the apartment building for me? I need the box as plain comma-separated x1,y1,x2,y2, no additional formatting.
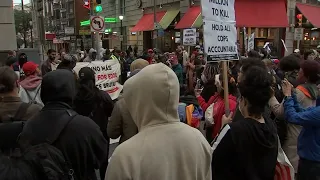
41,0,89,52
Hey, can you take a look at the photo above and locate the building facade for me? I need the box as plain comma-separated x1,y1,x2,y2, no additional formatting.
41,0,89,53
285,0,320,55
0,0,17,62
100,0,195,52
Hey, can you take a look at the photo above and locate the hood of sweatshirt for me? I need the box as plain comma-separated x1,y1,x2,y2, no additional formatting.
19,75,42,90
123,63,180,131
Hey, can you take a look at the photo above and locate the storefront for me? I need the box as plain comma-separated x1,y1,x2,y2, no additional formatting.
294,3,320,52
130,9,180,51
175,0,288,57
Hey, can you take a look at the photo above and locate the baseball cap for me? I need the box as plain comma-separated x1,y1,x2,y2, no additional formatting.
294,49,300,53
22,61,38,76
79,67,95,81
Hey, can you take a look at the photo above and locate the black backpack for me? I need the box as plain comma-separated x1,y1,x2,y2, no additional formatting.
0,103,30,153
19,109,77,180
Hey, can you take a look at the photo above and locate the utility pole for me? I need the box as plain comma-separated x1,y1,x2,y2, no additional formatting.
153,0,157,49
91,0,101,51
21,0,27,47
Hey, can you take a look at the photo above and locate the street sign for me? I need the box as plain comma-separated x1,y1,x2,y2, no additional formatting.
294,28,304,41
154,22,162,30
90,16,105,32
201,0,238,61
158,28,165,37
247,33,255,52
64,27,74,35
183,28,196,46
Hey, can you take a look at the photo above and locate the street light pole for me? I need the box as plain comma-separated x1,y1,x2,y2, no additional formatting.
21,0,27,47
30,21,33,48
119,15,124,51
153,0,157,49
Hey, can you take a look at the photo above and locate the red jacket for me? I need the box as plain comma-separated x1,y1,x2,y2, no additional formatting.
197,94,237,138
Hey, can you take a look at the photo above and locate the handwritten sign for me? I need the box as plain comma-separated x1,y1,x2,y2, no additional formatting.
247,33,255,52
183,28,197,46
74,60,123,100
201,0,236,22
201,0,238,61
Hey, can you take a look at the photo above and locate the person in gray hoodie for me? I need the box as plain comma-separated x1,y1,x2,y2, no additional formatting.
83,48,97,62
19,61,44,107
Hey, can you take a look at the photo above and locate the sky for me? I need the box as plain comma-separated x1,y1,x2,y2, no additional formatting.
13,0,30,4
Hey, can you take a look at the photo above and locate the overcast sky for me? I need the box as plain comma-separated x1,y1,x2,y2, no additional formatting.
13,0,30,4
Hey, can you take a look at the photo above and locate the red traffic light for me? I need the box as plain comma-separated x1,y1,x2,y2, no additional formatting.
296,14,303,19
96,0,101,4
83,0,91,9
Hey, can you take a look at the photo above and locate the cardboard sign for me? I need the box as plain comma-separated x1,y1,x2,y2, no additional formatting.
201,0,238,61
183,28,197,46
247,33,255,52
74,60,123,100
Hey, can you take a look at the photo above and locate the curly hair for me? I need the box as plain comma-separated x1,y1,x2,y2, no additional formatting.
247,50,261,59
300,60,320,84
238,66,273,117
218,73,237,97
240,58,266,73
279,55,300,72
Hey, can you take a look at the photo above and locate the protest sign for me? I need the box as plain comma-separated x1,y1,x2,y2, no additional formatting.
201,0,238,61
183,28,197,46
247,33,255,52
74,60,123,100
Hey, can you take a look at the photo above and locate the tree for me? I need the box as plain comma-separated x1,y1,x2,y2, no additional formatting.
14,9,32,46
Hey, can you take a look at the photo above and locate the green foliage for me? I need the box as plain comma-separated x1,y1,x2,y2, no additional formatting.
14,9,32,37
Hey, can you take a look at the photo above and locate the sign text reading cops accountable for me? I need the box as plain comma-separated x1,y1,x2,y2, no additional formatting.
203,20,238,61
201,0,236,22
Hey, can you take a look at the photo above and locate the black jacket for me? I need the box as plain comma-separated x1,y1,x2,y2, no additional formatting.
19,70,109,180
212,117,278,180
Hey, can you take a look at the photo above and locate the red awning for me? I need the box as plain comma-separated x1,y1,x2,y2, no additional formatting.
296,3,320,28
175,6,201,29
235,0,288,27
131,11,166,32
176,0,288,29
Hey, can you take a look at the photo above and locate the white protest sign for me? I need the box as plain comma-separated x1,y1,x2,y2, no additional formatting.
201,0,238,61
201,0,236,23
74,60,123,100
203,20,238,61
183,28,197,46
247,33,255,52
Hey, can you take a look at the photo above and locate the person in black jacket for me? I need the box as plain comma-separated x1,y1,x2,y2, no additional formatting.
212,65,278,180
73,67,114,180
19,69,109,180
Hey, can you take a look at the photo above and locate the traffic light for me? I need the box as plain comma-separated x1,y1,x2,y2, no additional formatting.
297,14,303,27
94,0,102,13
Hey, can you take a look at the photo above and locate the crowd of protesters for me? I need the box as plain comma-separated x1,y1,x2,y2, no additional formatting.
0,44,320,180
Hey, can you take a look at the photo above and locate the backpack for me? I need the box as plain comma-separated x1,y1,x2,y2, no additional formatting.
0,103,30,153
19,109,77,180
186,104,203,129
25,87,41,104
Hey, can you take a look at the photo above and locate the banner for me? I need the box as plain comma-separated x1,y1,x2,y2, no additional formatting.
74,60,123,100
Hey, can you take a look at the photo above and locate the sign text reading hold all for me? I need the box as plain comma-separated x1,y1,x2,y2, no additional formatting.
90,16,105,32
201,0,236,22
203,20,238,61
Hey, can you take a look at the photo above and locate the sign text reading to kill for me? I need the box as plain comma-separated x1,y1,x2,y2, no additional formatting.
209,0,229,18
